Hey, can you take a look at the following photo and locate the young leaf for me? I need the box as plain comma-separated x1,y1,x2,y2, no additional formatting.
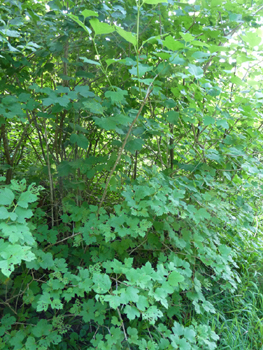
81,10,98,18
163,36,185,50
242,32,261,46
0,207,10,220
89,18,115,35
166,111,179,124
115,27,136,46
129,63,152,78
216,119,229,129
92,273,111,294
67,14,91,34
169,55,185,65
80,56,101,66
105,89,128,104
17,191,38,208
168,271,185,287
0,188,14,205
125,139,144,154
124,305,140,320
203,116,215,126
0,29,20,37
187,64,204,79
70,134,89,149
180,32,195,42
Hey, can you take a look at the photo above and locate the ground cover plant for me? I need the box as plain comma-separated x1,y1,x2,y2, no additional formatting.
1,0,263,349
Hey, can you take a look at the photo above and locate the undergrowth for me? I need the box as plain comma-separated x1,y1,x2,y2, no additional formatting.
200,249,263,349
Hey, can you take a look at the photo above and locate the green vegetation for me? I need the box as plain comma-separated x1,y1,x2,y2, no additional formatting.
1,0,263,348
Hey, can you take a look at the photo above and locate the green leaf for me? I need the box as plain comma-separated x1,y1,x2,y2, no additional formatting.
25,336,37,350
116,27,136,46
17,191,38,208
106,58,124,66
229,13,242,22
92,273,111,294
1,314,16,328
141,35,162,48
0,188,14,205
191,51,210,59
143,0,168,4
180,32,195,42
163,35,185,50
124,305,140,320
166,111,179,124
81,10,98,18
0,29,20,37
32,319,52,337
104,294,122,308
75,85,95,97
211,0,223,5
207,88,221,96
89,18,115,35
14,207,33,223
125,139,144,154
142,305,163,324
105,89,128,104
168,270,185,287
169,55,185,65
0,222,34,244
0,207,11,220
120,286,139,303
203,116,215,126
230,75,243,85
9,330,25,349
70,134,89,149
127,327,139,343
187,64,204,79
94,117,118,131
0,244,35,277
242,32,261,46
80,56,101,66
67,14,91,34
216,119,229,129
195,208,211,222
83,101,105,114
69,123,88,133
129,64,153,78
136,295,149,311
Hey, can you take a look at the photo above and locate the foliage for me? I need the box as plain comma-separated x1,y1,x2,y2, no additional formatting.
1,0,263,349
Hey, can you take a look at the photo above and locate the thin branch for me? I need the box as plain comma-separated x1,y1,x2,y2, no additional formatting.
97,80,157,215
43,120,54,227
44,232,81,251
117,307,131,349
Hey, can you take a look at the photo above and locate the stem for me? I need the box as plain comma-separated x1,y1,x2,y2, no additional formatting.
136,2,142,96
43,120,54,227
93,38,113,89
117,307,131,349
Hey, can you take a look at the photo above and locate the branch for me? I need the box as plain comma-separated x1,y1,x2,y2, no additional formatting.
97,81,156,216
1,124,11,165
12,124,30,164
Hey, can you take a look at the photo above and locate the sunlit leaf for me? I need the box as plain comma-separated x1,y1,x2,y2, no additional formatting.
116,26,136,46
89,18,115,35
81,10,98,18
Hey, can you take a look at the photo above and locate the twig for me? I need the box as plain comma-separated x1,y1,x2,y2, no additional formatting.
43,232,81,251
117,307,131,349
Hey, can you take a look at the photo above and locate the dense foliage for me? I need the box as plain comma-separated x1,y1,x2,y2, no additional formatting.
1,0,263,348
